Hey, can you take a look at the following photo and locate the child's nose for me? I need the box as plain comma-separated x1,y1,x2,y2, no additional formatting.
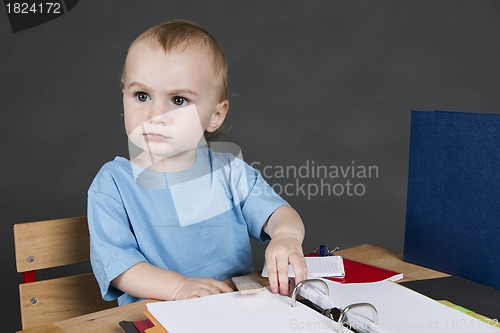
148,102,169,123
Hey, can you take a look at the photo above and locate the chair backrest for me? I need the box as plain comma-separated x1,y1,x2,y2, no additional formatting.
14,216,117,330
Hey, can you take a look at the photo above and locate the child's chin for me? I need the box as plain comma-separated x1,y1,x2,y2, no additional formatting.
149,147,197,160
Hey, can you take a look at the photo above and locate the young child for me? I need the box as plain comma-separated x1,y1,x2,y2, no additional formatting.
87,19,307,306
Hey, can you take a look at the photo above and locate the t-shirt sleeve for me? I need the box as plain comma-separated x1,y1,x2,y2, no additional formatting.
229,159,289,241
87,169,147,301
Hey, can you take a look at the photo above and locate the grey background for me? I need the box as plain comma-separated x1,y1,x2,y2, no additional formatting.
2,1,499,331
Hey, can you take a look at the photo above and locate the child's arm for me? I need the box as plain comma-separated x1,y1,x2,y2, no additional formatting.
111,262,234,301
263,205,307,295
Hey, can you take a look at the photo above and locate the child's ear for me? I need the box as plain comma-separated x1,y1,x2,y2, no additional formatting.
207,100,229,132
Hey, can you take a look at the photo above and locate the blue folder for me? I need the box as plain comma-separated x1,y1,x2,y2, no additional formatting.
403,110,500,289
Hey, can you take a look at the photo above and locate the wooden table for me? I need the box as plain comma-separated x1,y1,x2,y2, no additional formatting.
17,244,449,333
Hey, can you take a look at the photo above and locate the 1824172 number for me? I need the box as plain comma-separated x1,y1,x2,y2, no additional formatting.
5,2,62,14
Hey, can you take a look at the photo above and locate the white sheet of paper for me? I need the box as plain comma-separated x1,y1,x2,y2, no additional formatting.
261,255,345,278
146,279,500,333
147,288,334,333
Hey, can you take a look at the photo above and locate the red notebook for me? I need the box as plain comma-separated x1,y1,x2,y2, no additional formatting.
119,319,155,333
305,253,403,283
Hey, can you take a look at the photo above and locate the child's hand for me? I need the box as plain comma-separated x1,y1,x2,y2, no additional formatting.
265,235,307,295
173,277,234,300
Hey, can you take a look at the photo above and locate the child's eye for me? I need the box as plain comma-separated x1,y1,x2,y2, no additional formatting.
172,96,188,106
134,92,151,102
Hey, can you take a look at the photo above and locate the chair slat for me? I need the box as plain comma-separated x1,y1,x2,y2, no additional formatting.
14,216,90,272
19,273,117,329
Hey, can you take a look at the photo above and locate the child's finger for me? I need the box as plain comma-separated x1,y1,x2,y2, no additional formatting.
193,287,220,298
210,279,234,293
276,255,290,295
265,255,280,293
289,253,308,283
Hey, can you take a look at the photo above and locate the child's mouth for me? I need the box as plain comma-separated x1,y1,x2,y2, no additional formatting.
144,133,170,142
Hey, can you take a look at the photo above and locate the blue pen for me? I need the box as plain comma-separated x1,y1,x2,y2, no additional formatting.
320,244,327,256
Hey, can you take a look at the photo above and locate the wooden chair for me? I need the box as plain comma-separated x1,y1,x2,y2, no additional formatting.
14,216,118,330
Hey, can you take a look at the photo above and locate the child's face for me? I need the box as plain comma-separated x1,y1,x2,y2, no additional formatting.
122,41,227,163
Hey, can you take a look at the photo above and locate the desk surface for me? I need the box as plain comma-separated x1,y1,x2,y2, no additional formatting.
17,244,449,333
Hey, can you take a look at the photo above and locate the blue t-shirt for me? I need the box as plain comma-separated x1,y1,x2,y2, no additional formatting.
87,147,288,305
